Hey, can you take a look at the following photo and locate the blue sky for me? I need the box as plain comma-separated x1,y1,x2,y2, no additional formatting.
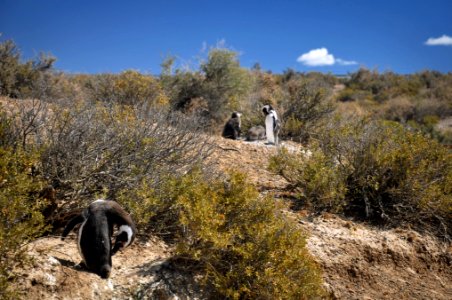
1,0,452,74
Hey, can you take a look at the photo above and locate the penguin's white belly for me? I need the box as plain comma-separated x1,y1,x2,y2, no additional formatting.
265,115,275,143
77,219,88,263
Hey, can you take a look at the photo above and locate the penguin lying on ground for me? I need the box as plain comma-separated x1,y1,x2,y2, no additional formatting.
246,125,266,141
61,199,136,279
262,105,281,145
222,112,242,140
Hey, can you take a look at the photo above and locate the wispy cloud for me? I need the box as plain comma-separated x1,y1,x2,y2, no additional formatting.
297,48,357,67
336,58,358,66
425,35,452,46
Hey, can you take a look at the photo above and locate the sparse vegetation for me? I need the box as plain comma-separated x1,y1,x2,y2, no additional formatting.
271,117,452,239
1,37,452,298
0,39,55,99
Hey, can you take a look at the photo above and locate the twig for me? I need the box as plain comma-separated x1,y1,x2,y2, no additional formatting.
217,145,240,152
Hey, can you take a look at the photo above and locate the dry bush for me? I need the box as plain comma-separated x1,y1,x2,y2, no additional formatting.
414,96,452,121
33,73,87,105
113,70,169,106
1,96,213,227
79,71,169,108
271,116,452,239
281,79,335,143
0,115,49,298
335,101,370,119
269,146,346,212
0,39,55,99
376,96,415,123
82,73,118,102
35,101,213,211
118,170,325,299
237,70,285,134
0,98,51,151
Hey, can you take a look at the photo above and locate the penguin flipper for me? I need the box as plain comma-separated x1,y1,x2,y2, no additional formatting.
61,213,85,240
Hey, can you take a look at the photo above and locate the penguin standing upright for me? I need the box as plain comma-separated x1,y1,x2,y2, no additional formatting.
61,199,136,279
262,105,281,145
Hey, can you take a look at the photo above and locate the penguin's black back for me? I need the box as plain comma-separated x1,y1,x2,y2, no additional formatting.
80,201,114,278
62,199,136,279
222,113,241,140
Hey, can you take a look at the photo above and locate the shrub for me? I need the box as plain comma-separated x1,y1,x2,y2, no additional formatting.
269,147,346,211
281,79,335,143
113,70,169,106
0,99,51,151
38,101,213,209
239,71,284,134
271,117,452,238
414,96,452,121
0,146,49,299
336,87,356,102
201,48,252,123
118,170,325,299
164,70,206,112
344,69,425,103
0,39,55,99
377,96,415,123
83,73,118,102
81,71,169,107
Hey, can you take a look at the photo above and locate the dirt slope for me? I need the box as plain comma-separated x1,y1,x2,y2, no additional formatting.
13,137,452,299
305,213,452,299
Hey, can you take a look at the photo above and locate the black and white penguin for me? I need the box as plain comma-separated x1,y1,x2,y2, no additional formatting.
262,105,281,145
61,199,136,279
222,111,242,140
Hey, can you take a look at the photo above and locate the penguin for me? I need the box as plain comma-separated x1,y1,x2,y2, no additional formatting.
246,125,266,141
262,105,281,145
61,199,136,279
222,112,242,140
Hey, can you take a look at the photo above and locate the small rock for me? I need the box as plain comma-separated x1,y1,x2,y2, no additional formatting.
47,256,60,266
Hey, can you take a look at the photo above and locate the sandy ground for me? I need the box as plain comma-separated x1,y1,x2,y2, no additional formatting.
12,136,452,299
14,235,173,299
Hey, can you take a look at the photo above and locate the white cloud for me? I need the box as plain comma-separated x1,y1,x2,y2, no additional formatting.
297,48,334,66
425,35,452,46
297,48,358,67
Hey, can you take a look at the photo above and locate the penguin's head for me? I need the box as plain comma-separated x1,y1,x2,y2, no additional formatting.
99,264,111,279
231,111,242,119
112,224,135,255
262,105,273,115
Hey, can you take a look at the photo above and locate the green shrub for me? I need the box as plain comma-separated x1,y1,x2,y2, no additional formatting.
0,39,55,99
118,170,325,299
201,48,253,123
281,79,335,143
114,70,168,106
271,117,452,238
345,69,422,102
336,87,355,102
269,147,346,212
0,146,49,299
